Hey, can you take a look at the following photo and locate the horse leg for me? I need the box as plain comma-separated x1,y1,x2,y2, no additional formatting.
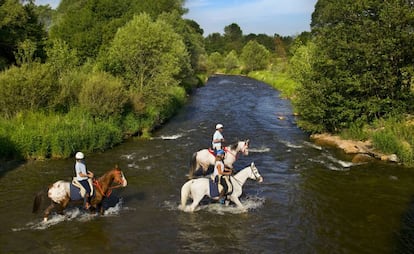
43,201,57,222
229,196,247,212
56,196,70,215
189,195,203,212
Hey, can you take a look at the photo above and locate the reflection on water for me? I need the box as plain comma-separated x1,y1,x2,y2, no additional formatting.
0,75,413,253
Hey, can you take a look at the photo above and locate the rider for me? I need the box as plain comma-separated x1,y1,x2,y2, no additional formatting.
213,149,232,204
74,152,94,209
212,123,225,153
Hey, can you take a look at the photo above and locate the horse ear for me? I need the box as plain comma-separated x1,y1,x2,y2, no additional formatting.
114,164,119,169
246,139,250,144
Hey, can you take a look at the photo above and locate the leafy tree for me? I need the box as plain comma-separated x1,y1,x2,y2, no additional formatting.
289,40,316,86
158,11,205,77
223,23,244,53
245,33,275,52
206,52,224,74
0,0,46,69
0,62,56,118
50,0,187,62
224,50,239,73
297,0,414,132
78,72,128,119
100,13,189,110
205,33,225,54
33,3,55,31
240,40,270,72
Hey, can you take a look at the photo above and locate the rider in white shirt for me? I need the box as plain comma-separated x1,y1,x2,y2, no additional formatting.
213,149,232,204
74,152,94,209
212,123,225,151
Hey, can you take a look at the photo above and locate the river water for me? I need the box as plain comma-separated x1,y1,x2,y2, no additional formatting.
1,75,413,253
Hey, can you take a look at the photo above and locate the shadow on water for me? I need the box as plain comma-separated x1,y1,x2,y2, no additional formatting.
396,196,414,253
0,159,25,178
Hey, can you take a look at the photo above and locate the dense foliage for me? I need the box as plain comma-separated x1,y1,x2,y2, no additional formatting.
0,0,47,69
1,0,412,165
294,0,414,133
0,0,197,160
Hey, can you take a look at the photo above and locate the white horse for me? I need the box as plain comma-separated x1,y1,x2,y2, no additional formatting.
188,140,249,179
180,162,263,212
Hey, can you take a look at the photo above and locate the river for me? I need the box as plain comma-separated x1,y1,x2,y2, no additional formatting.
1,75,413,253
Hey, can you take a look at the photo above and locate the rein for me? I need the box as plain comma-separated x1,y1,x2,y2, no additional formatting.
93,175,124,198
224,147,239,159
224,142,247,159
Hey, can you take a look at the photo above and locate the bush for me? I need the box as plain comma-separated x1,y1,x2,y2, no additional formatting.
78,72,128,119
0,63,56,118
3,109,124,160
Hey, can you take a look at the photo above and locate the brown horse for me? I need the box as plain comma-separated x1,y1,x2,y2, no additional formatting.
32,165,127,222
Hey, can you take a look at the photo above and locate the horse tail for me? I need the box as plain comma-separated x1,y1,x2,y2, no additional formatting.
188,152,197,179
32,188,46,213
180,180,192,209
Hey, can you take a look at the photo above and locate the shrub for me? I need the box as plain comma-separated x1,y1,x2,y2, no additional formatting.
0,63,56,118
78,72,128,119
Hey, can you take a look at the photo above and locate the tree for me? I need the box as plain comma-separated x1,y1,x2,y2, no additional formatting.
49,0,187,62
100,13,189,110
0,0,46,69
223,23,244,53
204,33,225,54
224,50,239,73
158,11,204,77
207,52,224,74
240,40,270,72
296,0,414,132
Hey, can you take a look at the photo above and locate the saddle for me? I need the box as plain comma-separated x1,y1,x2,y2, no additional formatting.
212,175,233,195
208,147,228,156
72,178,94,198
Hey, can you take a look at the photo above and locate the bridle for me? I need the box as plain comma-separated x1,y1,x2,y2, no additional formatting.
93,170,125,198
224,141,249,159
231,164,261,187
250,165,261,181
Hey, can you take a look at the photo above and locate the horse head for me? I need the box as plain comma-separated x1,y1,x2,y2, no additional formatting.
239,139,249,156
249,162,263,183
111,165,128,187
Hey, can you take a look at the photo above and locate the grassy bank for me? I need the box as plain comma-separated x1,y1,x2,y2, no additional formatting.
248,70,414,167
0,86,188,161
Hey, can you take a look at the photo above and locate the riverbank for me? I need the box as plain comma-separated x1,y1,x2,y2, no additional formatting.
310,133,399,164
248,70,413,167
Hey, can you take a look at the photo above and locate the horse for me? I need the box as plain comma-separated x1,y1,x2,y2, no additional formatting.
32,165,127,222
180,162,263,212
188,140,249,179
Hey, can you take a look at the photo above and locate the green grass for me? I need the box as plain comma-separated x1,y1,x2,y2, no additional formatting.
248,70,299,100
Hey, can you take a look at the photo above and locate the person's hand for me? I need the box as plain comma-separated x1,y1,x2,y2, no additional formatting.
88,171,94,178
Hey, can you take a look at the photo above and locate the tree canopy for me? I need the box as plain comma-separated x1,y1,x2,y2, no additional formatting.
294,0,414,132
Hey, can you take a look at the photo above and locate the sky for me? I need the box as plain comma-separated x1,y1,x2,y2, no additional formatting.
35,0,317,36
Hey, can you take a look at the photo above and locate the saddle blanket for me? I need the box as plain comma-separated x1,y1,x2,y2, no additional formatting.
69,183,83,201
209,179,220,198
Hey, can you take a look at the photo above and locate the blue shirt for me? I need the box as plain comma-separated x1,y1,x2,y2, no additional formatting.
75,161,88,181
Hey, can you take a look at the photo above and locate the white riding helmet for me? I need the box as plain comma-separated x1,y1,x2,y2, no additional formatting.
216,123,224,129
75,152,84,160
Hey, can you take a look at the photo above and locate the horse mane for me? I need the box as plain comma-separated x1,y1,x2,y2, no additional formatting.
229,141,239,150
229,140,246,150
98,165,121,181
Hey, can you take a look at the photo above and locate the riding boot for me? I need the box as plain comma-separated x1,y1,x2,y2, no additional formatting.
219,191,226,204
83,194,90,210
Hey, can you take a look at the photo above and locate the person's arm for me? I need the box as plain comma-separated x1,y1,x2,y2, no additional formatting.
78,167,94,178
217,163,232,176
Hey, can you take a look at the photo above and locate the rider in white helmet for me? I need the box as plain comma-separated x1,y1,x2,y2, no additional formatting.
74,152,94,209
212,123,225,152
